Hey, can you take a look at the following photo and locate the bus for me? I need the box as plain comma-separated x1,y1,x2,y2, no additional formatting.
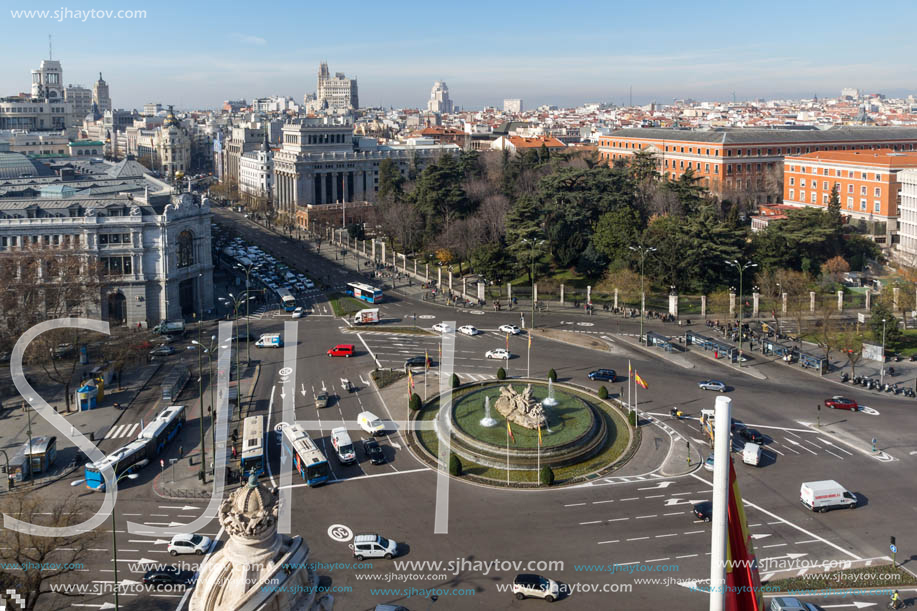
346,282,383,304
241,415,265,477
84,405,186,491
280,423,330,486
276,287,296,312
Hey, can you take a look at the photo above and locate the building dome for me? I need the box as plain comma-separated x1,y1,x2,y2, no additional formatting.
232,473,275,515
163,104,179,128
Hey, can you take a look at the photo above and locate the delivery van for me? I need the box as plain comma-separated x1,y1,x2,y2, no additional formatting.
800,480,857,512
353,308,380,325
255,333,283,348
742,442,762,466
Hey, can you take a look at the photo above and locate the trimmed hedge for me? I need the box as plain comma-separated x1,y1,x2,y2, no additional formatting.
409,393,422,411
598,385,608,399
497,367,506,380
449,454,463,476
539,465,555,486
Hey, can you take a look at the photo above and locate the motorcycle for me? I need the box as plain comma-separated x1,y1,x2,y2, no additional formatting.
853,376,861,385
840,373,850,383
670,407,684,419
884,383,893,393
893,383,902,395
906,388,916,398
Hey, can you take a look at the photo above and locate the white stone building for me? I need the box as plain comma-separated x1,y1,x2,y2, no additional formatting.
897,168,917,261
503,98,523,113
239,134,273,199
92,73,111,112
427,81,453,114
64,85,93,119
312,62,358,111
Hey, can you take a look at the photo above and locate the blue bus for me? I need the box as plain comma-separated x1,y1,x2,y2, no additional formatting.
84,405,186,491
241,415,265,477
281,423,330,486
276,287,296,312
346,282,383,304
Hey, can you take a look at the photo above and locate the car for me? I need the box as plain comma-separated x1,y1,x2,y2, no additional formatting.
432,322,453,333
291,307,305,319
693,501,712,522
358,411,385,436
331,427,356,464
0,352,9,363
315,391,330,408
363,438,386,464
587,369,617,382
458,325,479,336
404,355,432,369
304,279,315,289
485,348,511,360
499,324,522,335
769,596,820,611
698,380,727,392
142,566,195,586
52,343,74,359
512,573,560,602
703,453,715,472
167,533,212,556
824,396,858,411
738,428,764,444
150,345,176,357
327,344,354,357
351,534,399,560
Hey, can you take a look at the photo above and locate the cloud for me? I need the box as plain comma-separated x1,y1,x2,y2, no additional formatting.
230,33,267,46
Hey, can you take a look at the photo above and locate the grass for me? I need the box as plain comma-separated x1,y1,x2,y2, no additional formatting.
415,383,631,485
370,368,407,389
766,563,916,591
328,293,368,317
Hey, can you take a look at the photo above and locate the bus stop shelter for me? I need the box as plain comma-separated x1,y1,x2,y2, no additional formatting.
647,331,679,352
686,331,738,361
799,352,828,374
762,338,795,359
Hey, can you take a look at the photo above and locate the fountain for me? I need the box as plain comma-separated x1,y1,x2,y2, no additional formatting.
542,378,558,408
479,395,498,427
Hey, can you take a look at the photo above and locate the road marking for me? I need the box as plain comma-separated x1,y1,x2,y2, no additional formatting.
580,520,602,525
664,512,685,516
597,540,620,545
356,333,381,368
620,497,639,501
824,448,845,460
655,534,677,538
636,515,658,519
676,554,698,559
644,494,664,499
683,530,705,535
592,500,614,505
795,540,819,544
626,537,649,542
564,503,586,507
282,467,430,489
607,517,629,522
762,543,787,549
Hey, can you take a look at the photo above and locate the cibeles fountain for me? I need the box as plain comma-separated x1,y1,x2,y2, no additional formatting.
189,473,334,611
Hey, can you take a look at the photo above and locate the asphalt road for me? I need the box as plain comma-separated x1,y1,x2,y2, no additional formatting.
24,210,917,611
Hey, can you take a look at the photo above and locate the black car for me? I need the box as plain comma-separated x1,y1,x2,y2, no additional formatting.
739,428,764,444
693,501,712,522
142,566,195,586
404,356,432,369
587,369,617,382
363,438,386,465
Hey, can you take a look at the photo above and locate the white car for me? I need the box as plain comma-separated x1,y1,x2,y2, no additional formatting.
704,454,715,472
167,533,212,556
499,324,521,335
357,411,385,436
458,325,478,336
291,307,305,319
304,279,315,289
432,322,453,333
486,348,511,360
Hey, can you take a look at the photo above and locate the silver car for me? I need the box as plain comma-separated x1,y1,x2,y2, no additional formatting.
698,380,727,392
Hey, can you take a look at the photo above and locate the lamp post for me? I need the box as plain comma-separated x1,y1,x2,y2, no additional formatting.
725,259,757,367
235,263,257,365
881,318,887,385
188,335,217,477
629,245,657,344
224,292,257,415
521,238,544,328
72,472,138,611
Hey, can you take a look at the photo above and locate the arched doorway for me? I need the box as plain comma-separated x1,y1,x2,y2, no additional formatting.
179,278,195,316
107,292,126,325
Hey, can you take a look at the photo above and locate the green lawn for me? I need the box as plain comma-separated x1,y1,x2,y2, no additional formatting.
328,293,368,317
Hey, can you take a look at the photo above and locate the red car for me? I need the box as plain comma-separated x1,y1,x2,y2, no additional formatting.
824,396,858,411
327,344,354,357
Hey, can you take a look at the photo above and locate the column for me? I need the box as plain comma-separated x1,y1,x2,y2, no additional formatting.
331,172,339,203
319,172,326,205
560,284,564,305
614,288,619,310
437,266,442,288
837,290,844,312
729,291,736,316
371,239,376,262
752,291,760,317
534,283,538,304
425,263,429,282
508,283,513,304
809,291,816,313
477,282,485,303
448,271,453,292
865,290,871,311
669,293,679,318
701,295,707,317
587,285,592,304
893,286,900,311
380,241,386,265
782,292,788,315
414,260,417,276
462,277,467,299
402,253,407,273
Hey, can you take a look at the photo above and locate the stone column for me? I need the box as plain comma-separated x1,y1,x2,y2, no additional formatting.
425,264,429,282
809,291,816,313
477,282,485,303
729,291,736,316
893,286,900,311
437,266,442,288
402,254,407,273
319,172,326,205
462,277,467,299
587,285,592,304
381,241,386,265
371,240,376,262
865,290,871,311
701,295,707,317
782,292,788,315
669,292,679,317
560,284,564,305
507,283,512,304
752,291,760,317
414,260,417,276
837,290,844,312
448,271,453,292
614,288,619,310
534,283,538,304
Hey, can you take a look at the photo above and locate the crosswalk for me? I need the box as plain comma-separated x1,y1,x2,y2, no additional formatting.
104,422,141,439
429,371,496,382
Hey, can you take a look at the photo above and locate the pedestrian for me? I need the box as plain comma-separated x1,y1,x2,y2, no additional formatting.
179,445,184,459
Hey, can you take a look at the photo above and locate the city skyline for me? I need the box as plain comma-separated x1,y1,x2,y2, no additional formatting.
2,0,916,110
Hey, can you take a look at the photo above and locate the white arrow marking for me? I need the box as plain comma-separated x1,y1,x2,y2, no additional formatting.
301,383,306,397
390,441,401,450
760,552,807,562
280,388,286,400
638,481,674,490
117,557,158,565
677,578,710,591
821,603,876,609
360,375,369,385
751,534,771,540
786,439,817,455
664,498,705,506
158,506,199,511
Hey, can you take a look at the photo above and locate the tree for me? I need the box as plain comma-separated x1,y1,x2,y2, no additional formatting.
547,368,557,382
598,385,608,399
836,327,865,378
814,305,838,363
593,206,644,266
409,393,422,411
539,465,555,486
448,454,463,476
820,256,850,283
451,373,461,388
470,242,512,286
0,493,99,611
497,367,507,380
869,302,901,350
377,158,405,204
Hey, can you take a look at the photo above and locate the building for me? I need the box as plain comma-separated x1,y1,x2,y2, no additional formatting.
0,97,72,131
783,149,917,243
64,85,93,119
143,102,162,116
490,135,566,155
222,100,247,114
272,116,459,213
315,62,358,111
68,140,104,157
239,133,273,199
504,98,523,113
427,81,453,114
92,73,111,112
598,127,917,202
0,158,213,325
6,132,70,157
898,169,917,260
31,59,64,100
225,124,266,185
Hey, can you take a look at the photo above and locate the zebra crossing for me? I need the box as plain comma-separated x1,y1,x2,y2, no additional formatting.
429,371,496,383
103,422,141,440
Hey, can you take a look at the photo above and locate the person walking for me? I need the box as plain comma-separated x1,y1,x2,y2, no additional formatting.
179,445,184,459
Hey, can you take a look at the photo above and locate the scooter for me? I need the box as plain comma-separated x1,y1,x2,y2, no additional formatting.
670,407,684,419
840,373,850,383
853,376,862,385
906,388,916,398
893,384,902,395
884,383,893,393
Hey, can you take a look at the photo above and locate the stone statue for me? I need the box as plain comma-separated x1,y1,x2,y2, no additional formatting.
494,384,546,430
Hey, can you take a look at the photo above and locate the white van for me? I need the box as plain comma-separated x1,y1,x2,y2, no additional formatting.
800,480,857,512
330,427,356,464
742,442,762,466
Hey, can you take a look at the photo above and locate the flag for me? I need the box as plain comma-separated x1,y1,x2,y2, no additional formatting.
506,419,515,444
506,332,509,351
408,369,414,393
724,456,765,611
528,333,532,350
425,349,429,370
537,423,542,446
634,371,648,390
628,360,632,379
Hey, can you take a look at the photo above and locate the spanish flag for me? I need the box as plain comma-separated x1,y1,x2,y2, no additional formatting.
425,349,429,370
506,332,509,351
537,423,542,446
408,369,414,393
528,332,532,350
634,371,648,390
506,419,515,444
725,455,765,610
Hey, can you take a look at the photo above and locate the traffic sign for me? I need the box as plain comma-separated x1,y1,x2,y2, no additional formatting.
891,544,897,553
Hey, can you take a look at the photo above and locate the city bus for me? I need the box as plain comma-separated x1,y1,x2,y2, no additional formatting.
84,405,186,490
276,287,297,311
240,415,265,477
346,282,383,304
280,423,330,486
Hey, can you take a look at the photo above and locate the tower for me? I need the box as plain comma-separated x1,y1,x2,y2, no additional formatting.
93,72,111,112
31,59,64,100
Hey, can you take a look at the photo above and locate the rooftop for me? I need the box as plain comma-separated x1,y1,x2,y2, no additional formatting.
786,148,917,168
607,126,917,145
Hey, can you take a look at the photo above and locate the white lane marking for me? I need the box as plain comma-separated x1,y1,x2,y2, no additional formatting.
281,467,430,489
676,554,698,559
762,543,788,549
564,503,586,507
356,333,381,368
592,500,614,505
655,534,677,538
608,517,630,522
125,423,139,437
626,537,649,541
636,515,658,519
597,540,620,545
580,521,602,525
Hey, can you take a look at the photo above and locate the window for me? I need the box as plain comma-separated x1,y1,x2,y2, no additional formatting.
847,196,853,209
861,186,866,196
177,230,194,268
875,187,881,197
823,181,829,190
789,177,795,186
848,184,854,193
811,192,817,203
860,199,866,211
823,194,829,204
800,190,806,200
99,234,109,245
823,168,829,175
800,179,806,187
789,189,795,199
874,200,881,213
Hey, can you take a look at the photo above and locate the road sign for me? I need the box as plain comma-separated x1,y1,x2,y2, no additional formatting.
327,524,353,542
890,544,897,553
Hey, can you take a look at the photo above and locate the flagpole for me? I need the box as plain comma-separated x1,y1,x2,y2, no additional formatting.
527,334,531,378
537,424,541,483
628,359,632,413
506,422,510,485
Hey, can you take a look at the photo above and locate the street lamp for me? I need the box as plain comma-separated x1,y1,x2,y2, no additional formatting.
521,238,545,328
881,318,887,385
225,292,257,414
189,334,217,477
234,263,257,365
72,472,138,611
725,259,757,367
629,245,657,344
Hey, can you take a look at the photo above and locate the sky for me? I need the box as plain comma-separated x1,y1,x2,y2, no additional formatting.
2,0,916,111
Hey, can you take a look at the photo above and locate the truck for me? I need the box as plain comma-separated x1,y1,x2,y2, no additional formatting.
742,442,762,466
152,321,185,335
255,333,283,349
800,480,857,512
353,308,380,325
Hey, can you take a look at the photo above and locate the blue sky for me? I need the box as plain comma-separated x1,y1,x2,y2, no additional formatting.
2,0,916,110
